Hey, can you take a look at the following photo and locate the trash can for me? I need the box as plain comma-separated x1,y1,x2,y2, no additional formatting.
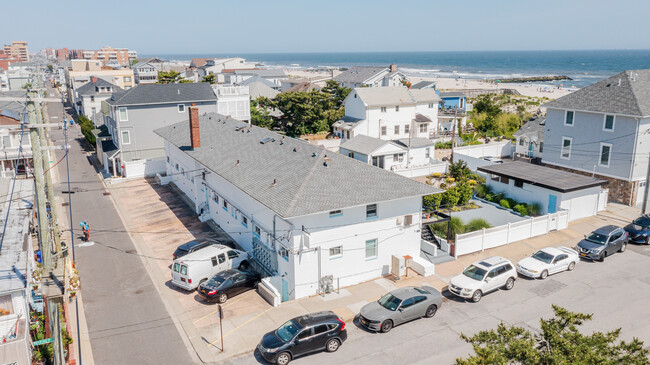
61,242,68,258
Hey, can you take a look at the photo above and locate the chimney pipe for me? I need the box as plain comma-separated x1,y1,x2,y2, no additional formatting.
389,64,397,73
92,76,97,83
189,104,200,149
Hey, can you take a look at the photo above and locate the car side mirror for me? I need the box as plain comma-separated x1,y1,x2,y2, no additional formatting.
484,277,491,283
398,307,404,312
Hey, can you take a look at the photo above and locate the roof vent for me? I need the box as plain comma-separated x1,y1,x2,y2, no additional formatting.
271,179,277,187
323,161,328,167
236,126,247,131
293,147,298,152
235,160,240,166
324,155,330,161
260,137,272,144
177,89,180,94
311,152,317,157
618,78,621,87
280,136,285,145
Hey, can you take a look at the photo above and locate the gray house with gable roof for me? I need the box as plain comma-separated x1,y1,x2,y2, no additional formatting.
100,83,218,178
155,109,440,301
333,64,407,89
543,70,650,206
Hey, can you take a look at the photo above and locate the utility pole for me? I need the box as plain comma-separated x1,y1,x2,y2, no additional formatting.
642,152,650,214
450,109,457,164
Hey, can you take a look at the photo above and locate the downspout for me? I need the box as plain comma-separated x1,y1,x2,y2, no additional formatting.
628,117,641,206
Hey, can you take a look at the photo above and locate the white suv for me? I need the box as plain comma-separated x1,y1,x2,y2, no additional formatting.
448,256,517,302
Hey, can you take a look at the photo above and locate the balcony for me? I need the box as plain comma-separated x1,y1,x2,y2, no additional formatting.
215,85,249,96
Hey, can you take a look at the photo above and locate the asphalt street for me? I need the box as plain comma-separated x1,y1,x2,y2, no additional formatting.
46,92,193,364
225,244,650,365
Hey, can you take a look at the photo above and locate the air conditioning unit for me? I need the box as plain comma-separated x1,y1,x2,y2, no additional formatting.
404,214,413,226
396,217,403,225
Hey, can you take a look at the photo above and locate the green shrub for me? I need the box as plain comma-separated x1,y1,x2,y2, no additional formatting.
468,140,482,145
465,218,491,232
528,202,542,216
506,198,517,208
423,193,443,211
499,199,510,209
77,115,96,146
435,141,453,149
513,204,528,216
485,193,494,202
457,182,474,206
441,186,461,207
430,216,464,240
474,184,492,199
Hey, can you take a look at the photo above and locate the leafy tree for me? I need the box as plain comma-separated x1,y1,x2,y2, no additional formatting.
157,70,190,84
271,91,339,136
178,79,194,83
77,114,96,146
449,160,472,181
423,193,443,211
250,98,274,129
47,65,53,72
130,58,139,66
321,80,351,109
457,182,474,205
457,305,649,365
202,73,216,84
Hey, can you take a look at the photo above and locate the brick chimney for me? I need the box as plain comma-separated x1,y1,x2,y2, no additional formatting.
92,76,97,83
389,64,397,73
189,104,200,149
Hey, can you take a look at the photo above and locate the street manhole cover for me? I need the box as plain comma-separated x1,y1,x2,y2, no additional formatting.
531,279,566,297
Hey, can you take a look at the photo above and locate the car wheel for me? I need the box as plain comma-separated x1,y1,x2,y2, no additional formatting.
275,352,291,365
217,293,228,304
567,261,576,271
504,277,515,290
598,252,607,262
619,243,627,253
540,270,548,280
380,320,393,333
239,261,249,270
425,304,438,318
325,338,340,352
471,290,483,303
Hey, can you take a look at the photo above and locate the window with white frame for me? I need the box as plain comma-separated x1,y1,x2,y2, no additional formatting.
381,126,386,136
564,110,574,126
241,216,248,227
223,200,228,211
380,106,387,113
539,142,544,153
329,210,342,218
366,204,377,219
212,193,219,204
599,143,612,167
428,103,434,108
254,224,261,238
348,152,354,158
394,125,399,135
329,246,342,258
395,106,399,112
603,115,615,131
393,153,404,162
279,246,289,261
121,130,130,144
519,138,525,146
419,124,427,133
118,107,128,121
404,125,410,134
365,239,378,259
561,137,572,159
425,147,430,158
178,104,185,113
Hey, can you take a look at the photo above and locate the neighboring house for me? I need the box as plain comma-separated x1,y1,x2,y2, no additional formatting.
242,75,280,91
339,135,443,177
0,179,34,365
225,69,287,88
132,59,158,84
65,60,134,105
332,86,441,140
190,58,211,68
437,91,468,132
212,85,251,122
5,69,30,91
284,81,320,93
542,70,650,206
333,64,407,89
0,108,32,177
196,58,256,79
513,117,545,161
154,110,439,301
100,83,218,178
74,77,122,126
479,161,608,221
411,80,437,90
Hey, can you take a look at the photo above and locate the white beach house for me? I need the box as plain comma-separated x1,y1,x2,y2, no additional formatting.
155,108,440,301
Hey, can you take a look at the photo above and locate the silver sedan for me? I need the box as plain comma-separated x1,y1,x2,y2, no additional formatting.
358,285,442,333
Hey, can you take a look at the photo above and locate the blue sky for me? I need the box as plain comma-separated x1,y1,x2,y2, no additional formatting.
3,0,650,54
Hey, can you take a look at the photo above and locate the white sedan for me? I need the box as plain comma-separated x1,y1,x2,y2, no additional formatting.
516,247,579,279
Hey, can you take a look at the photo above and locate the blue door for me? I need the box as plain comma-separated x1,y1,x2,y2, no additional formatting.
548,195,557,214
281,278,289,302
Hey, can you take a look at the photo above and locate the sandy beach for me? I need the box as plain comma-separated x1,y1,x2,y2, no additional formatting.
284,69,573,99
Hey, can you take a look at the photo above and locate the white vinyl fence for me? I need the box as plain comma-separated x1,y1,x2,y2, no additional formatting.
454,210,569,257
454,141,513,158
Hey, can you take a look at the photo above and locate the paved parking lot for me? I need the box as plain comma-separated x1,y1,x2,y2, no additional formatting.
225,244,650,365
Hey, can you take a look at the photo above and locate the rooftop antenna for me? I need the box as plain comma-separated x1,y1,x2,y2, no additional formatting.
618,78,621,87
271,179,277,187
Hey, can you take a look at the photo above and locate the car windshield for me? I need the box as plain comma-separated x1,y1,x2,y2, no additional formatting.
462,265,487,281
378,293,402,311
276,320,302,342
585,232,607,245
531,250,554,264
633,216,650,228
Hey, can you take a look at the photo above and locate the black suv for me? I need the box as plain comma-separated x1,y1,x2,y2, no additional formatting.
172,240,220,260
258,311,347,365
624,215,650,244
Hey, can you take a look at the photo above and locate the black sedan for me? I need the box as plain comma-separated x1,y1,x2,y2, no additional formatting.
624,215,650,244
197,269,261,303
258,311,347,365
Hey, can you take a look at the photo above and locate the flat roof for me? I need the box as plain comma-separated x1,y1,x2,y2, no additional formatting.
478,161,608,193
0,179,33,294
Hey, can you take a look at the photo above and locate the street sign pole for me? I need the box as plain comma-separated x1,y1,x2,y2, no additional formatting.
218,304,224,352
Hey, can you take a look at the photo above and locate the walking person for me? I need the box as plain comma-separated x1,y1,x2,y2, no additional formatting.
79,220,90,242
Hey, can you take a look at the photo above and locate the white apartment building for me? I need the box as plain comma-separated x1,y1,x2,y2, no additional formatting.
155,111,439,301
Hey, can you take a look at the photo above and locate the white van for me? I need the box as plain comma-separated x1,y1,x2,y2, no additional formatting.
171,244,249,291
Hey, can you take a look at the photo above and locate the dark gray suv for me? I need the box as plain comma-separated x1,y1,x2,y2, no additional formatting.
575,225,628,261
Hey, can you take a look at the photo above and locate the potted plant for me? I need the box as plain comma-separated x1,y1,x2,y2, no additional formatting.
33,349,45,365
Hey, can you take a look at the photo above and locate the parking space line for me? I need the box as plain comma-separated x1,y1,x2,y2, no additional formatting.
192,292,254,325
209,307,273,346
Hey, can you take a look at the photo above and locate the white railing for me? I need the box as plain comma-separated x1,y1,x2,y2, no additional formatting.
454,210,569,257
392,159,448,178
215,85,249,96
454,141,513,159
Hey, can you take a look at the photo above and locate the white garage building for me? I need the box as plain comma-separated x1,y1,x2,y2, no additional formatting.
479,161,609,221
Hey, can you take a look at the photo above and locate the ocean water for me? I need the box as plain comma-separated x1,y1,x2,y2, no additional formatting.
143,50,650,88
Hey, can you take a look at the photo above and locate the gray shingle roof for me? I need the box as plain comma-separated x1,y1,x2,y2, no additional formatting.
411,81,436,89
106,83,217,106
334,67,388,84
155,114,439,218
247,81,280,100
234,69,286,78
439,91,466,98
396,138,434,148
544,70,650,117
513,117,545,141
242,75,277,88
478,161,608,193
354,87,441,107
340,135,400,155
76,78,122,96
